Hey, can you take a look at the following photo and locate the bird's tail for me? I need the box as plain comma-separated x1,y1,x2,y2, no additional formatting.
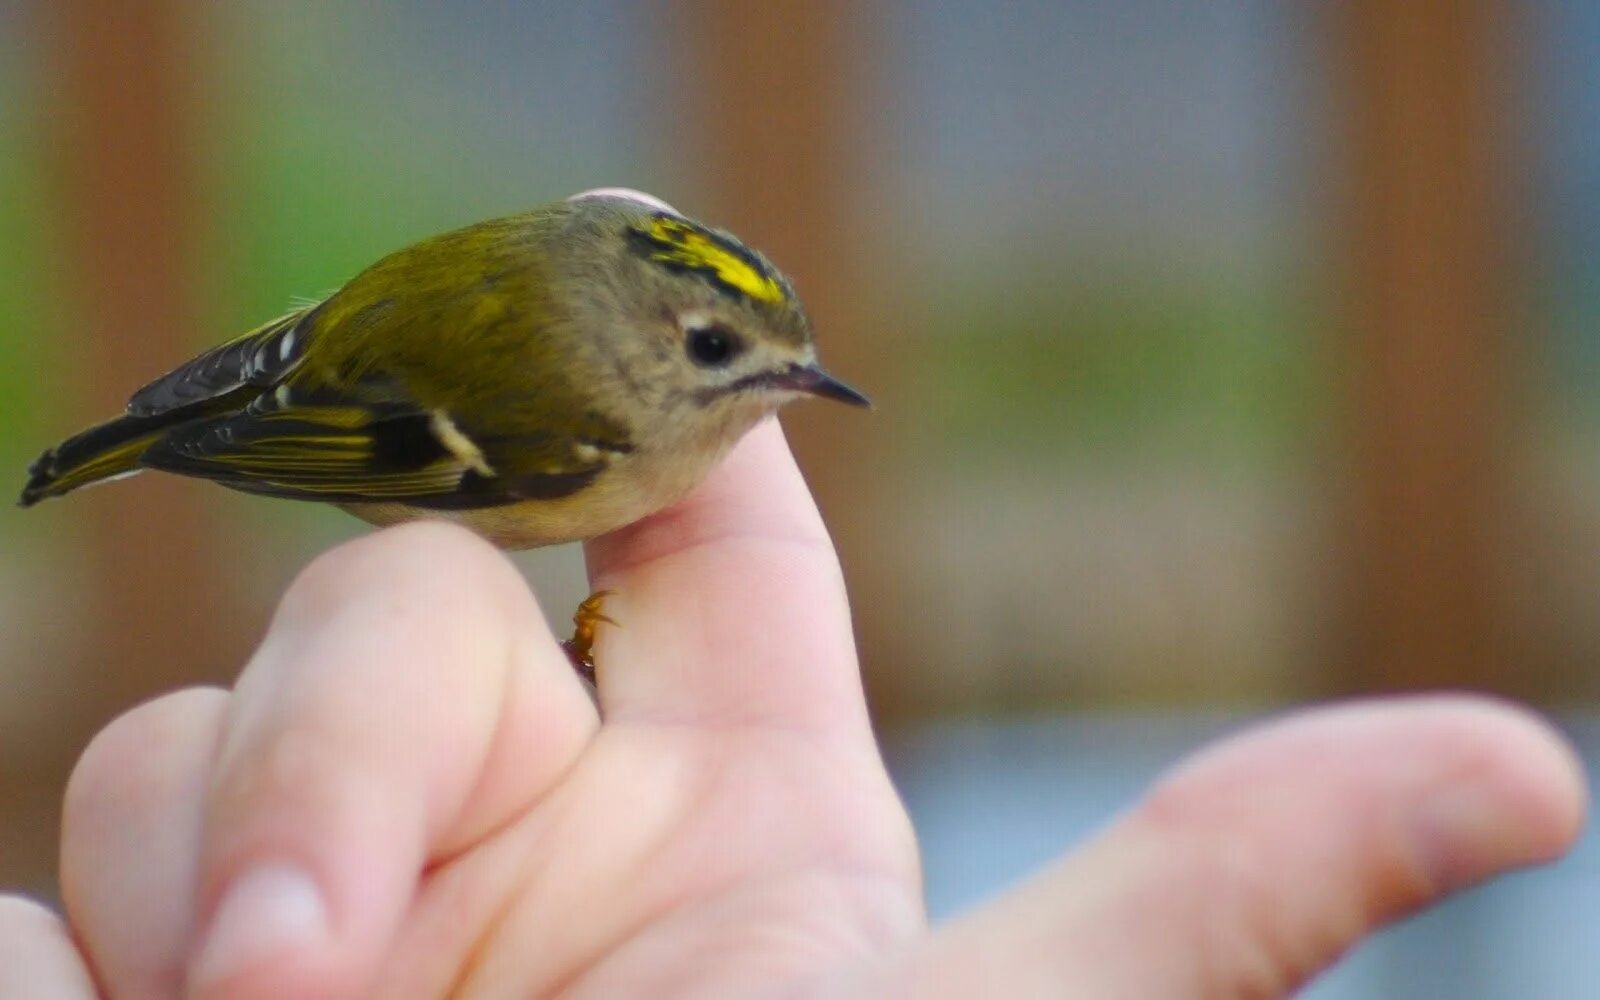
18,413,172,507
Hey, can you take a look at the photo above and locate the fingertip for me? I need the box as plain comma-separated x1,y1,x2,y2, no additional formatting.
278,520,543,637
1081,696,1584,996
878,697,1588,1000
585,418,830,582
0,896,97,999
577,419,866,727
64,686,230,819
62,688,230,998
1143,695,1587,843
1393,696,1588,886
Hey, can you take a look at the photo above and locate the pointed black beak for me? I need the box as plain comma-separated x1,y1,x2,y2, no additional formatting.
773,364,872,408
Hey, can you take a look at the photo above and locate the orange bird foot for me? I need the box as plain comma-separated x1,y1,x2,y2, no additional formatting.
561,590,616,685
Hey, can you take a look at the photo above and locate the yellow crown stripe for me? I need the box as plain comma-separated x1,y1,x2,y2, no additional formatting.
635,217,787,306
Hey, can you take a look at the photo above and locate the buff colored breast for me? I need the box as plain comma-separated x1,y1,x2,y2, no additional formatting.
342,402,768,549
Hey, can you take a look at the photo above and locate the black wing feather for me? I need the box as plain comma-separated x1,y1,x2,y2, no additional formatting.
30,293,620,509
127,307,313,417
139,384,605,507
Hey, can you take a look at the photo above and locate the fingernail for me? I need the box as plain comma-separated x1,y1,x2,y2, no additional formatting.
192,863,330,986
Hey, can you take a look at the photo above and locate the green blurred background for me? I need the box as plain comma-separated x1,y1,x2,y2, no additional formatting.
2,2,1598,994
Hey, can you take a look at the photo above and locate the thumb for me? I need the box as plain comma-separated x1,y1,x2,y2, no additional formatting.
883,697,1586,998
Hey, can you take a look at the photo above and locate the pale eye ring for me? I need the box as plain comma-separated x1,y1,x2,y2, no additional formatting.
685,324,743,368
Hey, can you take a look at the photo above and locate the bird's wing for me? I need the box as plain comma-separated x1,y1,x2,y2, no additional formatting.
126,306,314,417
138,381,619,507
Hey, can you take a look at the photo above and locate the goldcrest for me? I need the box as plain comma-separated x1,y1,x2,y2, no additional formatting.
18,189,868,549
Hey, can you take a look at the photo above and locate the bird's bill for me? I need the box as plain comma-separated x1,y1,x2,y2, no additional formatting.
773,364,872,408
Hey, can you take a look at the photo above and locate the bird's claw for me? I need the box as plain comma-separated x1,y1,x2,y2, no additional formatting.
562,590,616,685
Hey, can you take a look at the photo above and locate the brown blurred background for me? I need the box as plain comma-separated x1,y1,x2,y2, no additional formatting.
1,2,1597,991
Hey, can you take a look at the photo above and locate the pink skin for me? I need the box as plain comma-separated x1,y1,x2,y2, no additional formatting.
0,419,1587,998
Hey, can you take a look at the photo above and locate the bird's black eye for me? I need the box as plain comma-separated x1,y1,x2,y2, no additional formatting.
685,325,742,367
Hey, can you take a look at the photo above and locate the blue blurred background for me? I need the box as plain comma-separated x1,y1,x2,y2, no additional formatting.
1,2,1596,995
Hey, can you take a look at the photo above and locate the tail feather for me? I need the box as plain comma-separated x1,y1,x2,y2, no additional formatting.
18,414,173,507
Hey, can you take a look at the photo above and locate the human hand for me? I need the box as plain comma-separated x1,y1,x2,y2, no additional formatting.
1,420,1586,998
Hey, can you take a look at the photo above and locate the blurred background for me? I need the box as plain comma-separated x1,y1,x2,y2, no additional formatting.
0,1,1596,994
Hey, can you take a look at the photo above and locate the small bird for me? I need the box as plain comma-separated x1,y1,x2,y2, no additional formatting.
20,188,869,667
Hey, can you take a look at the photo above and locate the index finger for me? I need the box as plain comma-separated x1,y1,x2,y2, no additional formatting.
583,418,870,733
